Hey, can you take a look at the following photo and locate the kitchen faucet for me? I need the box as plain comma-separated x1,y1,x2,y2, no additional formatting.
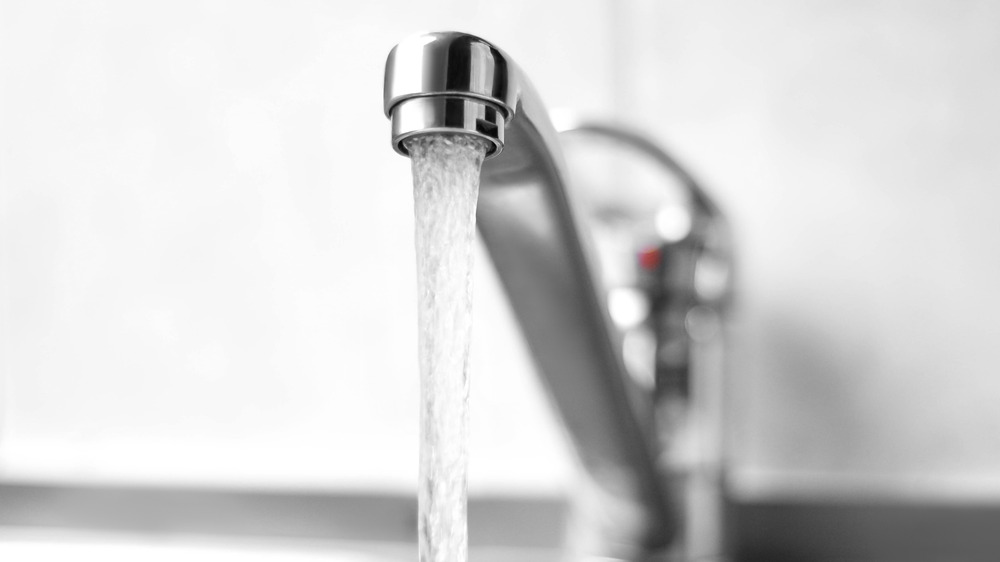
384,31,731,560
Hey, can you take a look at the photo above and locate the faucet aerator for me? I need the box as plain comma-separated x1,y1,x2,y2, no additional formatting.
388,96,505,158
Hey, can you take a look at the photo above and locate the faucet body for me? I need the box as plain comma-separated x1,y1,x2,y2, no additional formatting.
385,32,676,553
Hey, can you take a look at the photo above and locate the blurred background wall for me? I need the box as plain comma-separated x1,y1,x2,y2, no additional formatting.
1,0,999,501
614,0,1000,498
0,0,608,493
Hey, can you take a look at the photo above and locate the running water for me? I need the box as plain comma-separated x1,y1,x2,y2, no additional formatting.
406,134,490,562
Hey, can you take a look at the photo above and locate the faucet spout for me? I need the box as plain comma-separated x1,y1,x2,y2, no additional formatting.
384,31,676,554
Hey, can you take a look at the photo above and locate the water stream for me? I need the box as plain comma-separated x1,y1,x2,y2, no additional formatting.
406,134,490,562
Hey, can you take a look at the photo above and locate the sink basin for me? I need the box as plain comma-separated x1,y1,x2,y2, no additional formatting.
0,531,406,562
0,531,561,562
0,483,565,562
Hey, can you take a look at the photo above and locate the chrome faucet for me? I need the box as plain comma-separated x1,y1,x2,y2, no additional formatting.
384,31,731,560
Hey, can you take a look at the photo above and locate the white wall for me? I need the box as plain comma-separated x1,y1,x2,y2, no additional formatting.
0,0,619,492
4,0,1000,501
617,0,1000,496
